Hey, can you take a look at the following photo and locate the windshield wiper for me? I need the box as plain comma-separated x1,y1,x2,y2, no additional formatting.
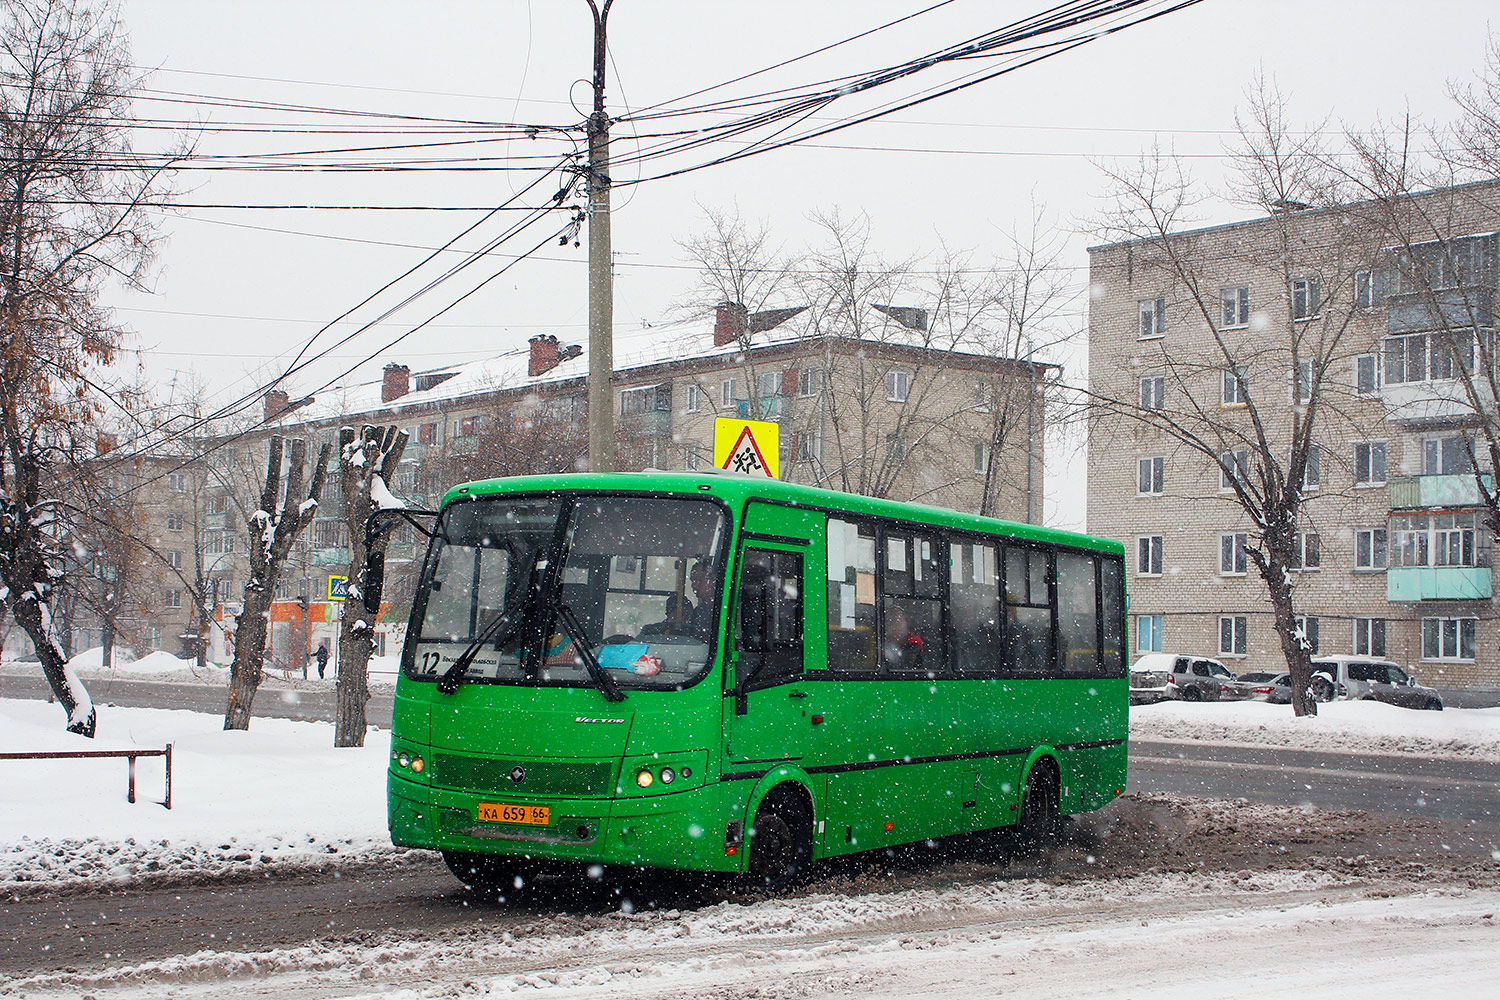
437,607,525,695
556,603,625,703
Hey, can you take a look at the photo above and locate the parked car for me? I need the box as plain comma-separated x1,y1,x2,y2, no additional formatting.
1308,656,1444,711
1237,671,1292,704
1130,652,1243,703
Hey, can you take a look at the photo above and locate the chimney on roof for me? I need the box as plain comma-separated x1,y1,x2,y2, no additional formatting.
264,388,290,422
382,363,411,402
529,334,562,376
714,301,748,346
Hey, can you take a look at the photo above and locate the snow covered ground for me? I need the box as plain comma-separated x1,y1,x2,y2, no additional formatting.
4,673,1500,998
22,646,404,688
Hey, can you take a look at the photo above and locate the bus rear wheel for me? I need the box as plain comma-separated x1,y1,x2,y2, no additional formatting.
442,850,531,898
747,790,813,890
1018,763,1061,846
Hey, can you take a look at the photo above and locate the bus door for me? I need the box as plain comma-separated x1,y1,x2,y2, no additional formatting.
726,545,810,769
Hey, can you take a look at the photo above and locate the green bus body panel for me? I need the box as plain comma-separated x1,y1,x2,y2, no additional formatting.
390,472,1127,875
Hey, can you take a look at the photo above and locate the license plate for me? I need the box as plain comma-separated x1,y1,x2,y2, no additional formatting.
477,802,550,825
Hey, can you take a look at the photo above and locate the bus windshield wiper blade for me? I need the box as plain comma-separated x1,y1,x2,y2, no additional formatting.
438,608,523,695
557,603,625,704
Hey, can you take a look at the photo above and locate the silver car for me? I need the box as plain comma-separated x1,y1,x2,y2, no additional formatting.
1309,656,1444,711
1130,653,1243,703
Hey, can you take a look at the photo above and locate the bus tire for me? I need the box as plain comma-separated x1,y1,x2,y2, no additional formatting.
442,850,530,898
747,788,813,890
1018,761,1061,846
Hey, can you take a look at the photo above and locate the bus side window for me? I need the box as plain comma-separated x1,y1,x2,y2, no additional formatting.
881,530,945,675
1057,551,1099,675
739,549,804,688
1101,557,1124,676
827,518,877,672
949,540,1000,675
1003,545,1054,676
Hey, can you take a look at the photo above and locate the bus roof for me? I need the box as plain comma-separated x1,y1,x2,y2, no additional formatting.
440,472,1123,556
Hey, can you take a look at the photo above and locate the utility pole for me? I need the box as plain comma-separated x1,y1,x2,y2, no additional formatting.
585,0,615,473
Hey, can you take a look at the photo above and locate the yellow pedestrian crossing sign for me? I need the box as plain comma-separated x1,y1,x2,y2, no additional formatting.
714,418,779,479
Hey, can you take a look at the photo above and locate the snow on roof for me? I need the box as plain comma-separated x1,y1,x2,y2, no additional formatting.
286,304,1036,427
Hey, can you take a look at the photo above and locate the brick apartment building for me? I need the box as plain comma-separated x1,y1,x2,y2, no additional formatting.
1087,180,1499,693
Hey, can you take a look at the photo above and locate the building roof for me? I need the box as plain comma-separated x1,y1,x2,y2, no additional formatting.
281,303,1052,428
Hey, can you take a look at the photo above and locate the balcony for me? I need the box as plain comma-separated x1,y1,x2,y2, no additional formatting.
1387,565,1492,601
1388,473,1493,510
1386,287,1493,334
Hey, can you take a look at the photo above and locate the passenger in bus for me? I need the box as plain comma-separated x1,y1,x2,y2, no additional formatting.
884,604,924,670
640,593,693,636
686,562,717,638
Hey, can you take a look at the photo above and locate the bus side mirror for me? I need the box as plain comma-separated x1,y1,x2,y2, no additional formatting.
363,551,385,615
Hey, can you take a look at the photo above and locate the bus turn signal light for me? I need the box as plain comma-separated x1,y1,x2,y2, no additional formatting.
636,769,654,788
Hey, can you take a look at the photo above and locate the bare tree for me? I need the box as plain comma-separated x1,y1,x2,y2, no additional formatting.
1086,81,1385,716
224,436,331,731
0,0,181,735
334,424,407,748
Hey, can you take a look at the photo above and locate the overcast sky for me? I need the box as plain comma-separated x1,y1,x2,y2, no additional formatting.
107,0,1499,524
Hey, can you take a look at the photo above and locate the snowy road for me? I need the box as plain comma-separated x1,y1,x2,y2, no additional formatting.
4,863,1497,999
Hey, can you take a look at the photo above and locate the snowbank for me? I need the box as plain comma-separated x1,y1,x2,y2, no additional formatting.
0,698,394,891
1131,698,1500,761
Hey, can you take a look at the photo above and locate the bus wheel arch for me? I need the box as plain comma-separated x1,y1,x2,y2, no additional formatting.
1018,754,1062,845
745,779,815,889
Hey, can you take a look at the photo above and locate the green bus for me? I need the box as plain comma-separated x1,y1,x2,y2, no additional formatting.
384,472,1127,891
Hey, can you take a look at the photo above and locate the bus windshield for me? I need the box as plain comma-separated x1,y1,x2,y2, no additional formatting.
405,494,727,692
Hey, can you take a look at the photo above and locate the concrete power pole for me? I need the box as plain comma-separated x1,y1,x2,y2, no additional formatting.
585,0,615,472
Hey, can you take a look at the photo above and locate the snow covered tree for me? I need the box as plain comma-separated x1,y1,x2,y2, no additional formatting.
334,424,407,748
224,436,331,731
0,0,181,736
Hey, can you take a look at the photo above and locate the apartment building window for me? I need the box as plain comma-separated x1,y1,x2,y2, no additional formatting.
1136,536,1163,577
685,384,701,413
419,422,436,444
1218,615,1248,656
1219,532,1248,575
798,367,822,397
1291,276,1321,320
1354,441,1387,485
1294,616,1320,654
974,381,992,411
1391,512,1489,568
720,377,736,408
1384,332,1427,384
885,433,907,462
1220,448,1249,491
1423,433,1474,475
1138,456,1164,496
1139,296,1166,339
1429,330,1478,380
1354,617,1387,657
166,550,182,569
166,513,185,532
755,371,780,398
167,472,186,492
1355,354,1381,395
1290,532,1321,571
886,370,910,402
1293,361,1313,404
1137,614,1163,652
1354,528,1387,570
1139,376,1165,411
164,589,182,610
1421,617,1476,661
684,446,702,471
1221,286,1249,328
1354,270,1375,308
147,626,163,651
1302,444,1321,490
974,442,991,475
798,430,822,463
621,384,671,415
1222,365,1248,405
